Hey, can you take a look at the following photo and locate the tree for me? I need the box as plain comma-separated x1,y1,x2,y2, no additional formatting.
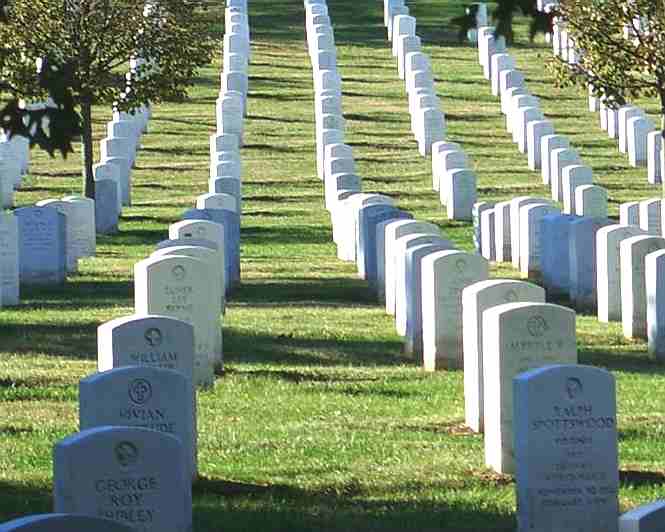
0,0,81,158
0,0,215,198
551,0,665,177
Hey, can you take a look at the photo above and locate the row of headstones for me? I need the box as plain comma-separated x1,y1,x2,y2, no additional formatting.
476,26,665,358
93,105,151,234
480,28,614,221
0,2,252,531
384,3,479,221
307,0,465,368
385,5,447,158
475,193,665,356
217,3,251,147
0,196,97,307
469,24,664,526
0,64,153,303
537,1,664,184
114,1,251,390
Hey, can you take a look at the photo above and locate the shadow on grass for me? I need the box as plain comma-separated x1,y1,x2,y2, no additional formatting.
231,277,376,306
223,326,406,367
619,470,665,488
0,481,51,524
579,348,665,376
192,477,515,531
243,143,309,154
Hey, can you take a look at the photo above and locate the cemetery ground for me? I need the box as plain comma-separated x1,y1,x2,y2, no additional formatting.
1,0,665,529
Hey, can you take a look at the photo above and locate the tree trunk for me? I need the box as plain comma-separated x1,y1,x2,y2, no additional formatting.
81,98,95,199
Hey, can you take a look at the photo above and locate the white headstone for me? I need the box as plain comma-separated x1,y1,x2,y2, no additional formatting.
483,302,577,474
597,225,646,323
540,134,570,185
462,279,545,433
97,314,194,383
575,184,608,218
621,235,665,339
421,251,489,371
561,165,593,215
134,255,218,387
550,148,580,202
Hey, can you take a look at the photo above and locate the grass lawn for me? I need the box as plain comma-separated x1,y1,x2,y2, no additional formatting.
1,0,665,529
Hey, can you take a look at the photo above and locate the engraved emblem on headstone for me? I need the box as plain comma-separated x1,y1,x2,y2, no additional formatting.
128,378,153,405
565,377,583,400
504,289,518,302
172,265,186,281
196,226,206,237
144,327,163,347
527,315,548,337
114,441,139,469
455,258,467,273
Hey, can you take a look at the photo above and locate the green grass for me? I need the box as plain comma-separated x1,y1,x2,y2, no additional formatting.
2,0,665,529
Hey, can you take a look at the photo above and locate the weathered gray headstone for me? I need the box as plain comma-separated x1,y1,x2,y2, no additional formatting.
519,203,560,280
80,366,196,479
357,205,410,284
404,242,456,358
646,249,665,361
0,211,19,305
527,120,554,170
561,165,593,215
569,217,612,311
384,220,440,315
620,501,665,532
550,148,580,202
575,184,608,218
541,214,577,297
511,197,548,269
620,201,640,227
514,365,618,532
627,116,654,167
639,198,662,235
647,131,663,184
473,201,494,254
494,201,512,262
15,206,66,285
540,134,570,185
95,180,120,235
53,426,191,532
0,515,133,532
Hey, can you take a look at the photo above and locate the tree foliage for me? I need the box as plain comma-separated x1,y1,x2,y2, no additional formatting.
0,0,216,196
550,0,665,136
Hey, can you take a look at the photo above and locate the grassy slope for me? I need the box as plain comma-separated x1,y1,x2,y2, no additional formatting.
1,0,665,529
